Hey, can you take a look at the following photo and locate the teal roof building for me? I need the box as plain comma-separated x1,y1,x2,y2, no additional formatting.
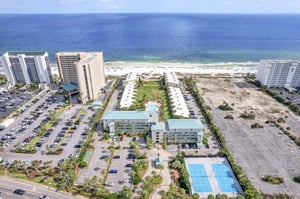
167,119,203,130
103,111,150,120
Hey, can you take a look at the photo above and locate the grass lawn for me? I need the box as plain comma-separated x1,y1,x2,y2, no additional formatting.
136,81,163,101
133,80,172,121
8,172,27,179
33,176,56,188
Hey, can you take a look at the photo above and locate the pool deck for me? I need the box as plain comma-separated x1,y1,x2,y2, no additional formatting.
185,157,243,198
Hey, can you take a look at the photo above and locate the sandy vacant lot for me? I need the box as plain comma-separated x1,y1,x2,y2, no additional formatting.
196,77,300,197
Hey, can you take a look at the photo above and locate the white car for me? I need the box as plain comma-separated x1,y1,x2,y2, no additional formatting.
39,194,50,199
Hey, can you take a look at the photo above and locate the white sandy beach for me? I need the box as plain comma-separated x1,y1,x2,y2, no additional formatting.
50,61,259,76
104,61,258,76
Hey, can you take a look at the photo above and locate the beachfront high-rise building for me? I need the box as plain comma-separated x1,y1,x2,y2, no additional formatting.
56,52,106,104
0,52,52,85
256,60,300,88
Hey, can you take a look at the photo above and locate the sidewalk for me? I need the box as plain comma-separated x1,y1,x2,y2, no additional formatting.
132,147,173,199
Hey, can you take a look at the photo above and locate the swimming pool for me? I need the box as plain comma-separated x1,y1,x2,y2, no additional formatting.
212,164,239,193
188,164,212,192
148,104,157,113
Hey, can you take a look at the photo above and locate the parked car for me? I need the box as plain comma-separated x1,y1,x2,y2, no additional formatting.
39,194,50,199
14,189,25,195
109,169,118,174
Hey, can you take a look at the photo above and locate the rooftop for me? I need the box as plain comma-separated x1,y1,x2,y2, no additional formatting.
78,54,96,64
151,122,166,131
104,80,114,92
167,119,203,130
62,83,78,91
103,111,150,120
92,101,103,106
7,51,47,56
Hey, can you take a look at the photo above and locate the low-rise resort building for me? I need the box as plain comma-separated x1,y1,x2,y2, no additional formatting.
102,72,204,146
103,110,203,145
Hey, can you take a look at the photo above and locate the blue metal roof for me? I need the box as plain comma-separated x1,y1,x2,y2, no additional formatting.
167,119,203,130
151,122,165,131
103,111,150,120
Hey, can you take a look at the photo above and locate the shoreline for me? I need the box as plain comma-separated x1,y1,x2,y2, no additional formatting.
50,61,259,76
104,60,259,66
104,61,258,76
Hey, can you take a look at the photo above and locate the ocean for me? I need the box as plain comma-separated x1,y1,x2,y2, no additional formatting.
0,14,300,64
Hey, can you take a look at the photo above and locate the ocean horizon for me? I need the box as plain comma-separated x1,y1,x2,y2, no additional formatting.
1,13,300,64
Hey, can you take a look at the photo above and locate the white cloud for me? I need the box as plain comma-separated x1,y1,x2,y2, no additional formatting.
290,0,300,7
224,1,234,6
58,0,119,8
96,0,119,8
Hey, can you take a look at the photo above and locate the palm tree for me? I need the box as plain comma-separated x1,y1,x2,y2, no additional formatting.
120,186,133,199
43,160,53,168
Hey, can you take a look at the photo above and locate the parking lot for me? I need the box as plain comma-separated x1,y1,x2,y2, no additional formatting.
0,89,93,166
77,136,146,192
0,89,37,119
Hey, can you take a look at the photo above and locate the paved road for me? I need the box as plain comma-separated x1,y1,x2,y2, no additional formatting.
0,176,84,199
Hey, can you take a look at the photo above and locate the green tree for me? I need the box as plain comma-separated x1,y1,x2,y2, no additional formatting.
170,160,182,169
192,193,200,199
119,185,133,199
146,136,152,149
208,194,215,199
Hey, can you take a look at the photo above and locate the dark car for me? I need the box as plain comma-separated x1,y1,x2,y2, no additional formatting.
113,155,120,159
74,144,82,148
36,142,43,147
100,155,108,160
108,169,118,174
125,164,133,167
14,189,25,195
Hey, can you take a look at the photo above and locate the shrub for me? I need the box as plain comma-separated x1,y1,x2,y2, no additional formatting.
293,175,300,183
218,101,233,111
133,175,141,185
202,137,208,145
251,123,263,129
239,111,255,120
208,194,215,199
277,117,286,123
79,161,88,168
224,115,234,120
262,175,284,184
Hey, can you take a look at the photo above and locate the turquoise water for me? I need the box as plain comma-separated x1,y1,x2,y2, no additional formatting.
1,14,300,63
148,104,157,113
188,164,212,192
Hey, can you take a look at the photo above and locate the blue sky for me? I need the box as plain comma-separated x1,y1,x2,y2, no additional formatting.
0,0,300,14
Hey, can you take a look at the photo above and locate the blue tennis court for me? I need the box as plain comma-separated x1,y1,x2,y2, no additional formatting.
212,164,239,193
188,164,212,192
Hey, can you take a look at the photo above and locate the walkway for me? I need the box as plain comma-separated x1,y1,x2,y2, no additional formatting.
132,146,172,199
